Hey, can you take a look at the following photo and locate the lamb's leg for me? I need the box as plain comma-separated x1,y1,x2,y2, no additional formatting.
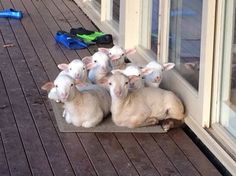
127,117,158,128
65,113,72,124
82,111,103,128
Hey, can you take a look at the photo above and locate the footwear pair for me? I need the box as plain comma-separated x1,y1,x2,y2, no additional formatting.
70,27,113,44
0,9,23,19
55,28,113,50
55,31,89,50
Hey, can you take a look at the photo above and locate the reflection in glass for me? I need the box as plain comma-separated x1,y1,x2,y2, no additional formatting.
169,0,202,90
113,0,120,22
151,0,159,54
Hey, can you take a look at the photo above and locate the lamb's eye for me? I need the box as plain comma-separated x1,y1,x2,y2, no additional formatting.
69,68,72,70
55,85,58,88
94,60,97,63
108,82,112,85
70,83,74,87
138,74,141,77
122,53,125,56
125,81,128,85
83,67,85,70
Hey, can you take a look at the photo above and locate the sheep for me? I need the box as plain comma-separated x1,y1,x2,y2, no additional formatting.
82,51,112,85
57,59,91,86
112,65,144,90
44,74,111,128
41,59,90,102
107,72,185,131
98,45,136,69
141,61,175,88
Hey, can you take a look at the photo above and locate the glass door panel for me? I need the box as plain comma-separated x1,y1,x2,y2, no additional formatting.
219,1,236,138
151,0,160,54
169,0,202,90
113,0,120,22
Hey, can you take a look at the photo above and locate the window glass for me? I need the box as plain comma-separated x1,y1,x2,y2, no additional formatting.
169,0,202,90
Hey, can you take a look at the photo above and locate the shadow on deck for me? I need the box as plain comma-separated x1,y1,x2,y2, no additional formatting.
0,0,223,175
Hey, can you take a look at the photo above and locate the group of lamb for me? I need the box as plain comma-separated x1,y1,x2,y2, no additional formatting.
41,45,185,131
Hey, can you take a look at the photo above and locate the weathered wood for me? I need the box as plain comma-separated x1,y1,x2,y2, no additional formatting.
0,133,10,176
134,133,181,176
152,133,201,176
40,0,93,58
168,128,222,176
0,73,25,176
96,133,139,176
115,133,160,176
78,133,118,176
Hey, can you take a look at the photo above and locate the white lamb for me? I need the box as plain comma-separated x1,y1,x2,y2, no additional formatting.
82,51,112,85
112,65,144,90
57,59,90,86
107,72,185,131
141,61,175,88
45,74,111,128
41,59,90,102
98,45,136,69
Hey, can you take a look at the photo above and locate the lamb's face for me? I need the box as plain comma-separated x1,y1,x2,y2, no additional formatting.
108,45,125,59
54,75,76,102
92,52,111,72
67,60,87,80
143,61,164,86
108,73,129,99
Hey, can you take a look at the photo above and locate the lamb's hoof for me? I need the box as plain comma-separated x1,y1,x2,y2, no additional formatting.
82,121,95,128
161,120,174,132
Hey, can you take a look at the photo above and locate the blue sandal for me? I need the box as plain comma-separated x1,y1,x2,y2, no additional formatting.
55,31,88,50
0,9,23,19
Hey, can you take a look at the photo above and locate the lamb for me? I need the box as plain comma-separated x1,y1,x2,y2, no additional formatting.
41,59,90,102
112,65,144,90
98,45,136,69
107,72,185,131
45,74,111,128
141,61,175,88
82,51,112,85
57,59,91,86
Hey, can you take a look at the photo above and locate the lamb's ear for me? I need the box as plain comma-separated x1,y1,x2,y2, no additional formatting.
184,62,196,70
163,63,175,71
41,82,54,91
58,63,69,70
98,48,109,54
125,48,136,55
141,67,154,75
82,56,93,70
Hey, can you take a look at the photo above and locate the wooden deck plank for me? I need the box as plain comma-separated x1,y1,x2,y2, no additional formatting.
0,7,55,176
115,133,160,176
134,133,181,176
40,0,92,58
78,133,118,176
2,1,98,175
96,133,139,176
23,0,81,61
0,72,27,176
0,1,76,175
152,133,201,176
0,133,10,176
168,128,222,176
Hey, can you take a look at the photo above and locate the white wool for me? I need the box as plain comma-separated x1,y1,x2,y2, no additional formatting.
108,72,185,130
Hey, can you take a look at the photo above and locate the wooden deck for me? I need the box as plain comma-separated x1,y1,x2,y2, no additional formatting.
0,0,223,175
